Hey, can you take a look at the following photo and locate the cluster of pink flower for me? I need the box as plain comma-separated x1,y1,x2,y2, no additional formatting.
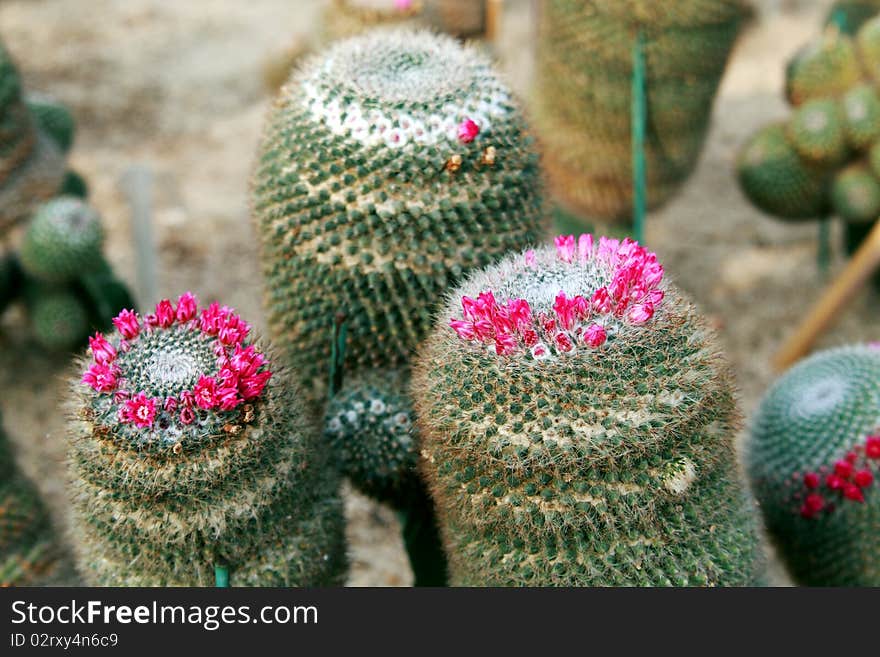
449,235,665,358
81,292,272,429
796,435,880,518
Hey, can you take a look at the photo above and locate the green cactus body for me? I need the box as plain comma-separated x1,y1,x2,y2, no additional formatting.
0,250,19,314
831,162,880,223
737,123,829,220
324,369,419,507
787,98,848,164
533,0,747,222
59,170,88,199
26,95,75,154
841,84,880,149
412,235,764,586
827,1,880,34
748,345,880,586
0,415,56,586
253,30,542,406
28,289,89,352
786,29,862,106
20,197,104,284
68,294,347,586
856,15,880,80
0,41,65,235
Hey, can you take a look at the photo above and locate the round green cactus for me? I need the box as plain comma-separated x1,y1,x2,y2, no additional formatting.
68,293,347,586
736,123,829,220
324,369,419,507
0,414,57,586
252,29,542,406
412,234,764,586
747,345,880,586
29,289,89,352
787,98,847,164
831,163,880,223
0,40,65,236
841,84,880,149
856,14,880,80
533,0,748,222
59,170,88,199
26,95,75,154
786,28,862,106
20,197,104,284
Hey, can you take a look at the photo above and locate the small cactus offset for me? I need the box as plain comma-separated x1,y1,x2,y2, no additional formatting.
20,197,103,283
26,94,75,154
28,289,90,352
533,0,749,222
324,369,420,507
0,40,65,236
412,235,764,586
253,29,542,406
747,345,880,586
0,413,57,586
68,293,347,586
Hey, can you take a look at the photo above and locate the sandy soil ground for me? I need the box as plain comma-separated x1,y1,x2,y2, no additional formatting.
0,0,875,586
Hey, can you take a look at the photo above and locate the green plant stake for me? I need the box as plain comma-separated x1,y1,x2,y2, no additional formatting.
632,30,647,245
214,565,229,588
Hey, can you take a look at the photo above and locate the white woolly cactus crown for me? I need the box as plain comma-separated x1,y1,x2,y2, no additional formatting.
298,28,515,150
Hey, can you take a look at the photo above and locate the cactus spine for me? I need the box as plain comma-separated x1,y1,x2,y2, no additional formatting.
68,293,347,586
412,235,764,586
748,345,880,586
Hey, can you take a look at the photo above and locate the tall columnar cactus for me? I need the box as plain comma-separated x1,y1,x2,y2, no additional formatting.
0,412,57,586
68,293,347,586
0,40,65,236
748,345,880,586
533,0,748,222
253,29,542,405
412,235,764,586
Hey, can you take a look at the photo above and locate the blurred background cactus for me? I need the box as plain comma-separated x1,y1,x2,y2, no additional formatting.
68,294,348,586
412,235,764,585
0,40,65,236
533,0,750,226
0,197,134,352
0,411,57,586
748,344,880,585
738,9,880,284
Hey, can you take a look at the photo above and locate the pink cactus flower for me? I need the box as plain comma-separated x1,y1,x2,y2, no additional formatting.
175,291,199,323
82,363,118,393
554,235,576,263
524,250,536,268
179,406,196,425
578,234,594,261
494,332,517,355
163,396,178,413
88,332,117,365
112,309,141,339
457,118,480,144
591,287,612,314
199,302,225,335
583,323,607,348
123,393,157,428
193,375,218,410
553,331,575,353
628,302,654,324
450,319,476,340
240,370,272,400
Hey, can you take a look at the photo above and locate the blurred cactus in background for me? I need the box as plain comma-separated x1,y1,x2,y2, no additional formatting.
0,411,57,586
748,345,880,585
68,294,348,586
533,0,750,224
412,234,764,585
739,11,880,280
0,41,65,236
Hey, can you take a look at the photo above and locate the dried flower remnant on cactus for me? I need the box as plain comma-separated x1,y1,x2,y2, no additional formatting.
80,292,272,448
448,234,665,360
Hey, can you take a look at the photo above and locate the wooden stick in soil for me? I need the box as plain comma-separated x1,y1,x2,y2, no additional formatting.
774,220,880,371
